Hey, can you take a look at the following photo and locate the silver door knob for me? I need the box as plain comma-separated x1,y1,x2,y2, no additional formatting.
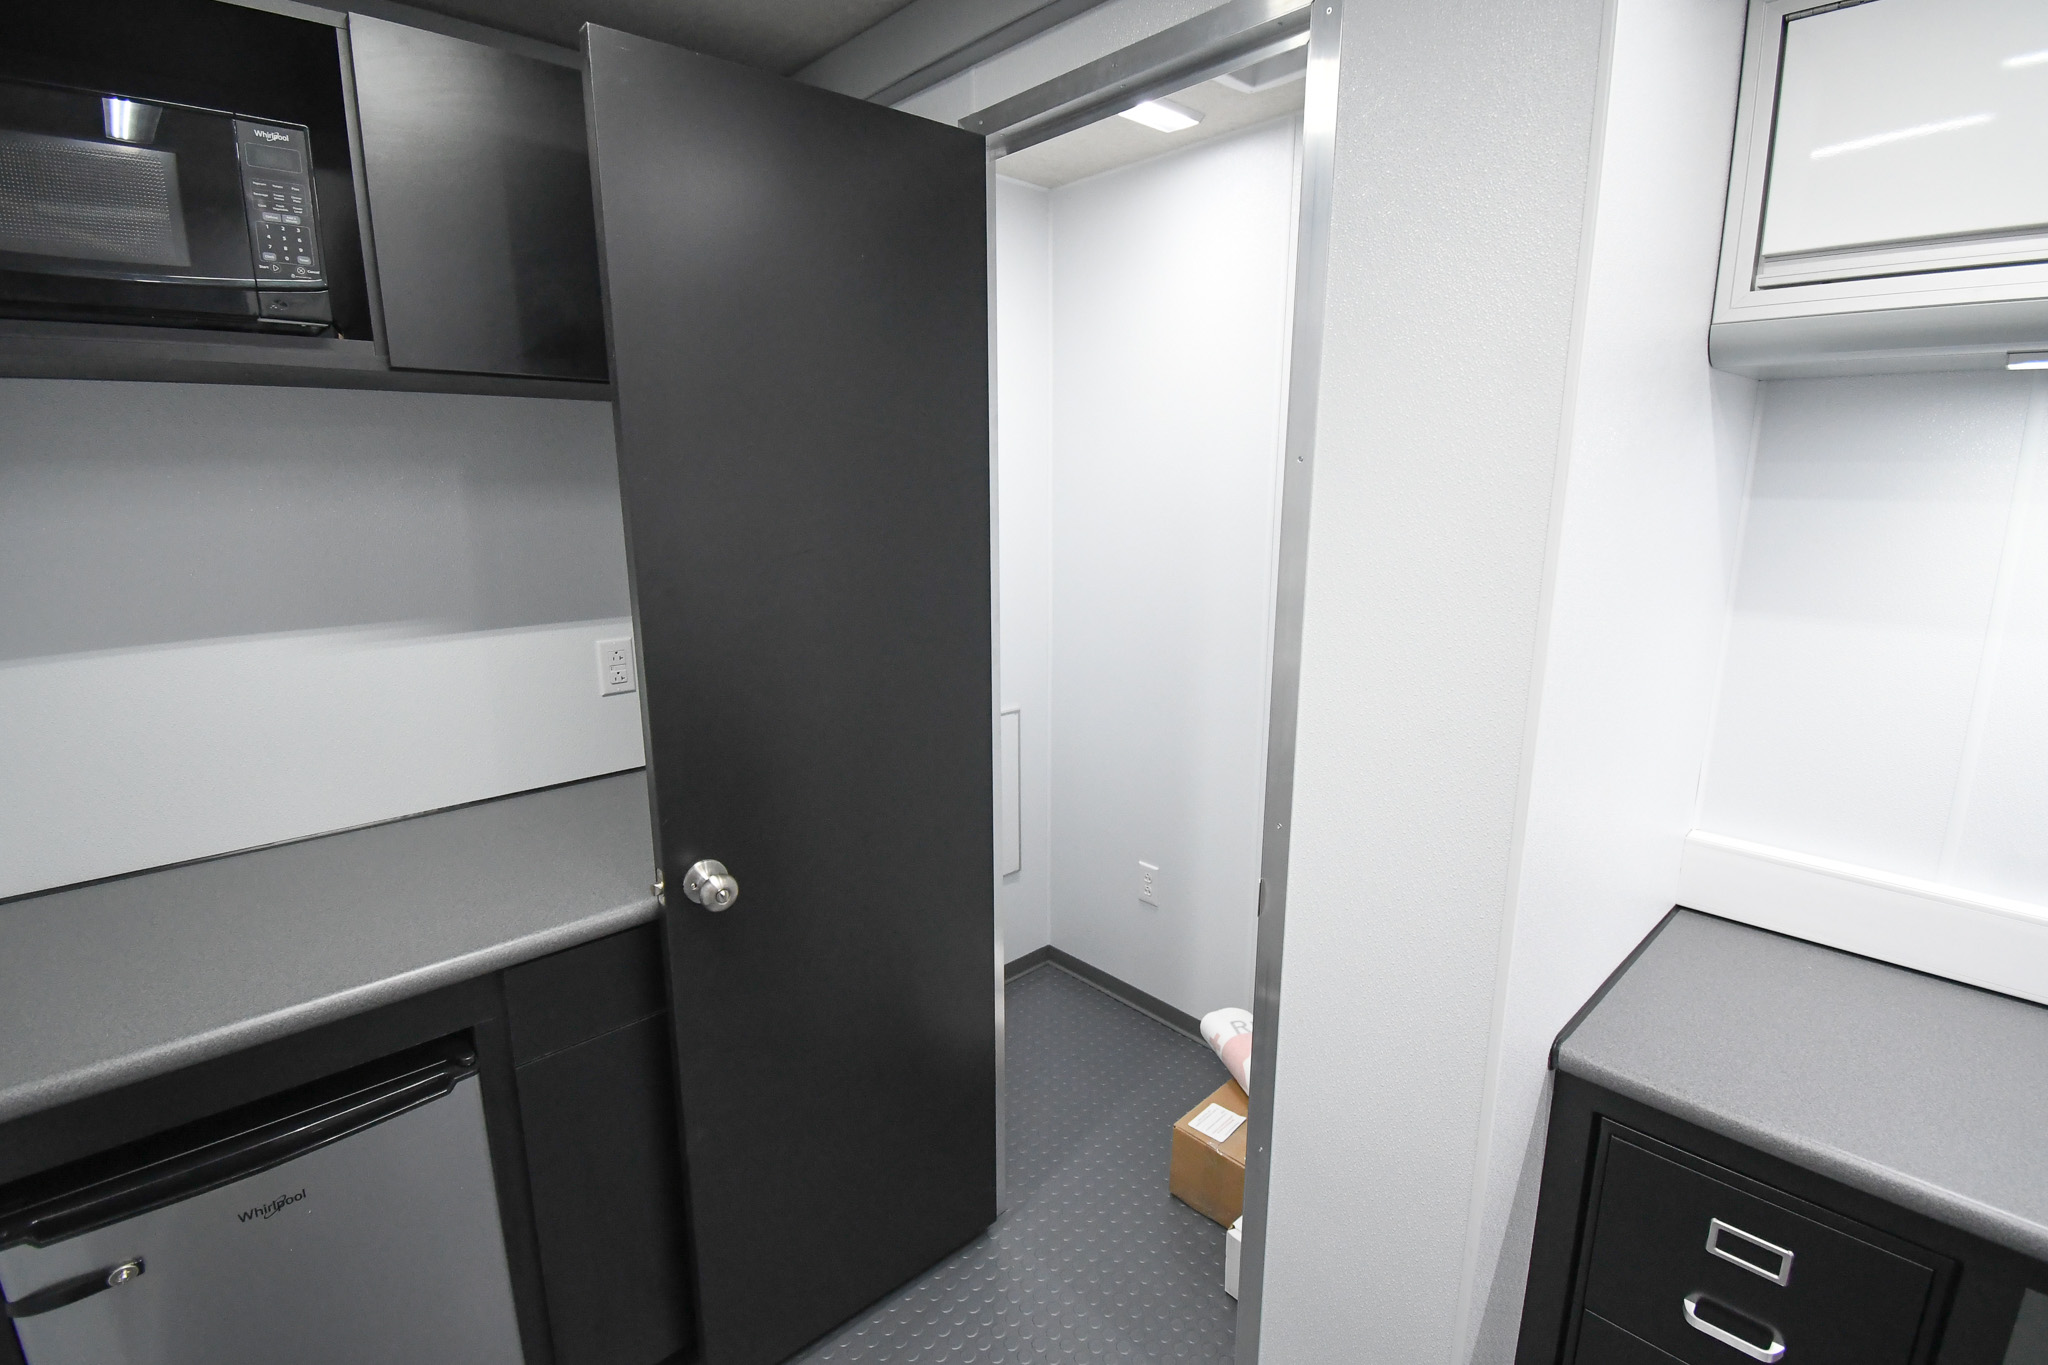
682,859,739,911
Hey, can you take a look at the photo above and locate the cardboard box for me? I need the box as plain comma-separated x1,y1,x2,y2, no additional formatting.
1170,1080,1249,1226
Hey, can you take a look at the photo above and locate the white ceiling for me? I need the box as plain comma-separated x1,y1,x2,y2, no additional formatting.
994,64,1306,190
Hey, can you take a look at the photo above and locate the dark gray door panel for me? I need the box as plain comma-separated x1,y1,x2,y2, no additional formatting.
582,26,995,1365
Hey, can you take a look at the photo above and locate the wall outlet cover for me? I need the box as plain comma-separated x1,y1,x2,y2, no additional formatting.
597,637,636,696
1138,859,1160,906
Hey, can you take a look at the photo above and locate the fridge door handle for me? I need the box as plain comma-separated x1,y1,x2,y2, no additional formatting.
3,1257,143,1319
2,1047,475,1250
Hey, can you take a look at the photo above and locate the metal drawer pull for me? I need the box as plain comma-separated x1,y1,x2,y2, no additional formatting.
1684,1292,1786,1363
1707,1217,1794,1285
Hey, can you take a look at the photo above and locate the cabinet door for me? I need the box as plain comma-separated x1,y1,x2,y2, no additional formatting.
584,26,996,1365
515,1016,689,1365
507,927,687,1365
1759,0,2048,282
349,15,606,380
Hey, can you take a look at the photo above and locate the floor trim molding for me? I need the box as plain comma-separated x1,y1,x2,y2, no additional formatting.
1006,945,1203,1039
1003,945,1052,981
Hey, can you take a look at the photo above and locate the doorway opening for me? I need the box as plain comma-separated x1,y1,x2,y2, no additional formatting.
978,6,1340,1356
987,38,1307,1361
788,6,1334,1355
990,34,1306,1033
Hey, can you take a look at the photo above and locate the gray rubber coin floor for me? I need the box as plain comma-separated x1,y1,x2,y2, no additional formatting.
792,962,1238,1362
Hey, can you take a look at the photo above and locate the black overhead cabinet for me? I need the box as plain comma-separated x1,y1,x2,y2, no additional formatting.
348,16,608,383
0,0,609,394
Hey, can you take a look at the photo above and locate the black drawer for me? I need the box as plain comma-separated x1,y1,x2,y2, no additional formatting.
1579,1312,1685,1365
1581,1131,1939,1365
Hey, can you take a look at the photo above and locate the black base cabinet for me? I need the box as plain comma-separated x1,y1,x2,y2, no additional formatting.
506,928,693,1365
0,924,689,1365
1515,1073,2047,1365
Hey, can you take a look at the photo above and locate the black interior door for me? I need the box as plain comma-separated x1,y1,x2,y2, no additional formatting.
581,27,996,1365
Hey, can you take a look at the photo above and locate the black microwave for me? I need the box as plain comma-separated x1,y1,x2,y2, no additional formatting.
0,77,333,333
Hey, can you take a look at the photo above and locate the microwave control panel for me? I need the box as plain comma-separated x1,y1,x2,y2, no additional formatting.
233,119,324,286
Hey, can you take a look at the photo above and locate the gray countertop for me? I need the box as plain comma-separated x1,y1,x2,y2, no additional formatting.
1558,909,2048,1265
0,772,657,1127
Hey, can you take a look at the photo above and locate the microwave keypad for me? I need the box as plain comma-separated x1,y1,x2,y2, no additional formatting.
232,120,322,285
248,181,314,271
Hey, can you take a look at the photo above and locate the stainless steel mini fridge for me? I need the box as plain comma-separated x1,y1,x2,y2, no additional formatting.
0,1041,526,1365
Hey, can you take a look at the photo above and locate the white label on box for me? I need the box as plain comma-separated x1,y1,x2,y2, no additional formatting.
1188,1103,1247,1143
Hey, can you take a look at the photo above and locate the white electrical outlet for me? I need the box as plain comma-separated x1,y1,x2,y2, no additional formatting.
597,637,636,696
1138,860,1160,906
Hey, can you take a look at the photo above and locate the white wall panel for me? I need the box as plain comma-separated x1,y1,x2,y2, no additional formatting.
1692,371,2048,1003
1947,377,2048,900
1698,371,2036,878
1459,2,1756,1357
0,620,643,899
0,379,641,899
1041,119,1296,1021
1255,1,1609,1360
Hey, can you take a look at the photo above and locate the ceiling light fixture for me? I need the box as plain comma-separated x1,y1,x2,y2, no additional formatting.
1118,98,1203,133
2007,350,2048,371
1220,37,1310,93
